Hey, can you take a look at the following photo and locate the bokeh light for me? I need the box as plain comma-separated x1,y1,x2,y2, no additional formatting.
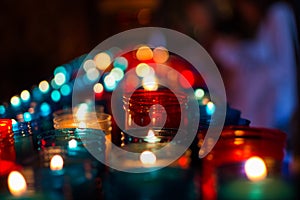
113,57,128,71
104,74,117,91
195,88,205,100
94,52,111,70
83,59,97,72
110,68,124,81
206,101,215,115
86,68,100,82
60,84,71,96
140,151,156,165
142,75,158,91
10,96,21,107
136,63,154,77
40,102,51,117
20,90,30,102
51,90,61,102
0,105,5,115
153,46,169,63
39,80,50,93
93,83,104,94
54,72,66,86
245,156,267,182
23,112,32,122
136,45,153,61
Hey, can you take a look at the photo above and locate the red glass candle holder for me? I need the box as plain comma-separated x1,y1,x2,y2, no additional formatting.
0,119,19,176
123,88,187,133
199,126,287,200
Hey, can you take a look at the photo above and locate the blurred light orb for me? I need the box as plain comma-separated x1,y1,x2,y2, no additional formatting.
136,45,153,61
11,96,21,107
83,59,97,72
40,102,51,117
104,74,117,91
113,57,128,71
206,101,216,115
245,156,267,182
20,90,30,102
86,68,100,82
54,72,66,86
142,75,158,91
110,68,124,81
195,88,205,100
23,112,32,122
60,84,71,96
140,151,156,165
39,80,50,93
94,52,111,70
136,63,154,77
0,105,5,115
93,83,104,94
153,46,169,63
51,90,61,102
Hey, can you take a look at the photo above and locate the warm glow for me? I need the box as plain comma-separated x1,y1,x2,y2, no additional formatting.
39,80,50,93
10,96,21,107
144,129,161,143
54,72,66,86
20,90,30,101
140,151,156,165
136,63,153,77
153,46,169,63
94,52,111,70
7,171,27,197
136,45,153,61
93,83,104,94
83,59,97,72
142,75,158,91
50,155,64,171
244,156,267,182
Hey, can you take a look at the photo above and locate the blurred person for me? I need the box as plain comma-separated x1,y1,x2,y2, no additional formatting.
211,0,298,139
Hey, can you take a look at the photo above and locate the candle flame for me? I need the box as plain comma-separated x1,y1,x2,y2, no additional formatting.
244,156,267,182
7,171,27,197
145,129,161,143
140,150,156,165
50,155,64,171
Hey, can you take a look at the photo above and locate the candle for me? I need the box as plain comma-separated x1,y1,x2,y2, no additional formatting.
7,171,27,197
200,126,287,199
50,155,64,171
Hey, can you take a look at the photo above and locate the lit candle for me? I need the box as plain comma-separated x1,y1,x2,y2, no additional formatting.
7,171,27,197
144,129,161,143
244,156,267,182
50,155,64,171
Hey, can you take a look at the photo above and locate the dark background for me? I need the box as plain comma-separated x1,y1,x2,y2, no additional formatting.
0,0,299,103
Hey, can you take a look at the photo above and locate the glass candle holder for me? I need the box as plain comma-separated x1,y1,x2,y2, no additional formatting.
199,126,287,200
53,108,112,135
0,119,20,176
35,128,106,199
123,88,187,130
